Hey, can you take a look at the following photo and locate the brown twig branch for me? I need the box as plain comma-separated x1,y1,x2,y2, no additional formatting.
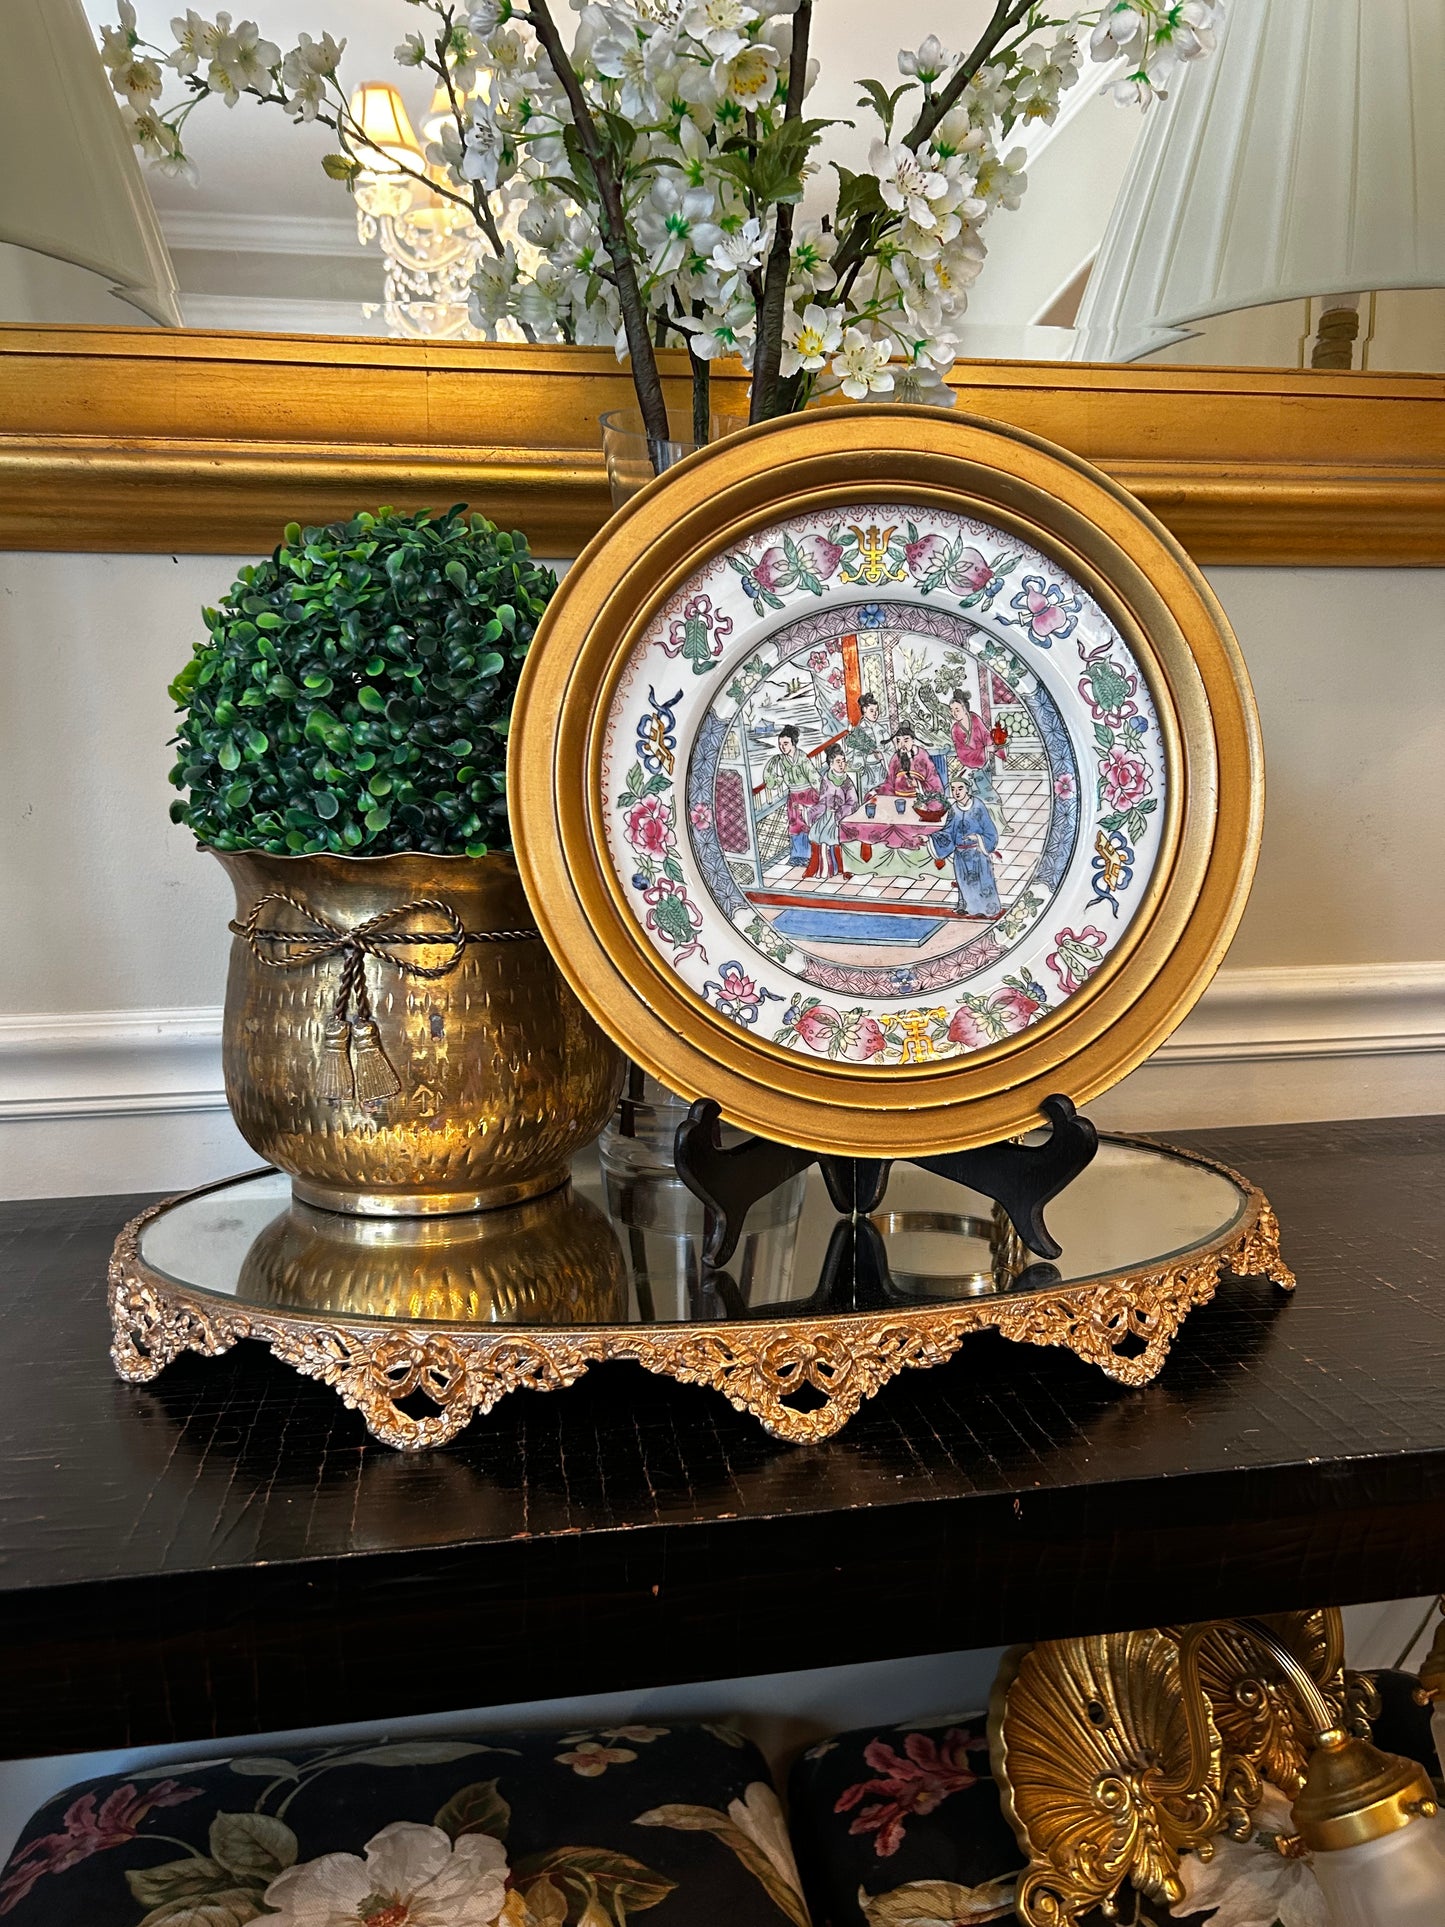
749,0,813,423
522,0,671,446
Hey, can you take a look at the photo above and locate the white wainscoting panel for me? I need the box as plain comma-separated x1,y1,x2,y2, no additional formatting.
1,961,1442,1198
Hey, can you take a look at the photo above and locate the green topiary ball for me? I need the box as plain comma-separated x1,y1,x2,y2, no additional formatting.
168,505,557,857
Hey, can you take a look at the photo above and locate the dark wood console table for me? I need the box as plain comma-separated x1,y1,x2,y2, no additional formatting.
2,1116,1442,1761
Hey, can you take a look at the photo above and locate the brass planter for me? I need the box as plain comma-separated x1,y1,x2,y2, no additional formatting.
214,850,624,1215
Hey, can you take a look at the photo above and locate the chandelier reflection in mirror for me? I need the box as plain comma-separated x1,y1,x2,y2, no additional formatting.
348,81,531,342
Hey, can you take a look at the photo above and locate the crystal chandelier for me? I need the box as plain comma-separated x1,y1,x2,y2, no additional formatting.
348,82,520,342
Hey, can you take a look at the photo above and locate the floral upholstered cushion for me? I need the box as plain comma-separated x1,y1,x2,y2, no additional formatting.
0,1724,809,1927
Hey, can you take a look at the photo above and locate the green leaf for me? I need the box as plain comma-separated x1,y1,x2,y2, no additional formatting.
218,740,241,771
321,152,363,183
435,1777,511,1843
357,685,387,713
127,1858,232,1908
514,1848,676,1916
208,1812,298,1881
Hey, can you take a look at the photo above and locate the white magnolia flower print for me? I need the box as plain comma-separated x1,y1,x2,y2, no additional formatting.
1170,1786,1328,1927
263,1821,510,1927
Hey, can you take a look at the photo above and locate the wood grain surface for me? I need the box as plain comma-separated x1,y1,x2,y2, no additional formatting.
1,1116,1442,1758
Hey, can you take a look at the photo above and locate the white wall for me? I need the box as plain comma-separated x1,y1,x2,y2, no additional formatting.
1,553,1443,1195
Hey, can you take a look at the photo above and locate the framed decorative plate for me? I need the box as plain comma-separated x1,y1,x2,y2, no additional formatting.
510,407,1261,1157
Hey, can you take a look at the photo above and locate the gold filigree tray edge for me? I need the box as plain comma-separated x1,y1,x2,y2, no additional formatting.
107,1138,1294,1450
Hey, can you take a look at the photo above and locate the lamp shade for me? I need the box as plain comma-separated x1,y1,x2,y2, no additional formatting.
349,83,424,174
2,0,179,326
1073,0,1445,361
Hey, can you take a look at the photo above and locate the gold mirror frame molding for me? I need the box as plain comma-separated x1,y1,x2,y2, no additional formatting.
0,325,1442,562
509,406,1261,1155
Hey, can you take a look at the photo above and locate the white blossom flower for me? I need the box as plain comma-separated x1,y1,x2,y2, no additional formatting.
975,146,1027,212
395,32,427,67
884,354,957,406
1170,1787,1327,1927
831,326,895,399
898,34,953,85
468,1,513,34
110,51,164,107
712,39,780,109
207,22,282,107
680,297,755,360
781,301,843,374
707,215,766,284
281,31,345,119
263,1821,509,1927
121,103,196,180
790,218,837,293
868,139,954,231
592,20,674,121
683,0,761,62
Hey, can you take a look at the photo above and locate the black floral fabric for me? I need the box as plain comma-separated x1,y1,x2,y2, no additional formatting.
0,1723,808,1927
788,1715,1190,1927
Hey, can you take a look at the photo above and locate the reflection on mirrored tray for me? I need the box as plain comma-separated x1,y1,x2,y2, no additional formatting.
137,1140,1250,1331
7,3,1439,373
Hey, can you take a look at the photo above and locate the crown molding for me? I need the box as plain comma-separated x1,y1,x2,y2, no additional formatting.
161,209,364,256
0,326,1442,560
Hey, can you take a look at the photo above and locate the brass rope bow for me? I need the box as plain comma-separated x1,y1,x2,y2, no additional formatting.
230,892,538,1105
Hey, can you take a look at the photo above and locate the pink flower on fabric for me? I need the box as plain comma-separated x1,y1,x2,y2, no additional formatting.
904,533,946,576
0,1781,202,1913
1100,747,1148,810
834,1729,983,1857
625,797,674,857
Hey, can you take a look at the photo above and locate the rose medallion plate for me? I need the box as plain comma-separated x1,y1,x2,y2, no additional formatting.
511,407,1262,1156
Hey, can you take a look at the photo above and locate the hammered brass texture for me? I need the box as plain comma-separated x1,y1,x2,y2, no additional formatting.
215,850,624,1214
239,1187,628,1325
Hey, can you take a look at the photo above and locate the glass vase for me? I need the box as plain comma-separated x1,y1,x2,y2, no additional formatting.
599,406,748,508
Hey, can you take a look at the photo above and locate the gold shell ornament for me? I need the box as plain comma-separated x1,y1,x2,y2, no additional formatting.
509,407,1262,1156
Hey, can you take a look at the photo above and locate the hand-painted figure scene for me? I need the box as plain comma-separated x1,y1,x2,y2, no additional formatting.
685,608,1080,996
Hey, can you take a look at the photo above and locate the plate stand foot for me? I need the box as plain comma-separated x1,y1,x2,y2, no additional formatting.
674,1093,1098,1268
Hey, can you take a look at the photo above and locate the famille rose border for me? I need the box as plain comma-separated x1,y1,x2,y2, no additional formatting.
599,503,1164,1071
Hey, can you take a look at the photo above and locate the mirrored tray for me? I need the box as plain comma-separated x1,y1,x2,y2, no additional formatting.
108,1137,1292,1448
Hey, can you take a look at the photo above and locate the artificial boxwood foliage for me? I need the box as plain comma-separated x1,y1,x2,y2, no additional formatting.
168,505,556,856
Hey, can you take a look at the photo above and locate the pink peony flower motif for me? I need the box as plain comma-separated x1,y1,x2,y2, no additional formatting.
808,649,830,672
1100,746,1148,811
1053,773,1075,798
793,1003,840,1051
689,802,713,831
752,546,789,591
0,1781,202,1913
991,985,1041,1031
625,796,674,857
904,532,946,576
834,1728,983,1858
953,547,994,592
798,535,843,580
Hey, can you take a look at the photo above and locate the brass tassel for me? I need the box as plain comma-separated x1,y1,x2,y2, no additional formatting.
316,1017,355,1102
348,1018,402,1103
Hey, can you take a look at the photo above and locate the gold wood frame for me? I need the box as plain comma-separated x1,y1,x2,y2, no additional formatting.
107,1142,1293,1450
510,406,1262,1157
2,326,1442,562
